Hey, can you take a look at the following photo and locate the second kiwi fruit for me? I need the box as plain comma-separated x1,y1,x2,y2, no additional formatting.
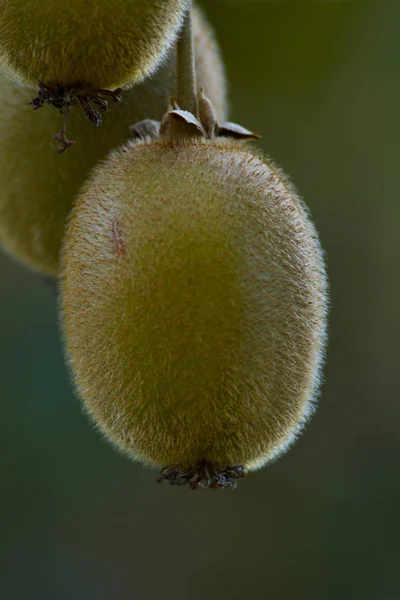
0,0,188,90
0,5,227,276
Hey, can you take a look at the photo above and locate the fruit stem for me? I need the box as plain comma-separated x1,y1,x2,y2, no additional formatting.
176,1,198,117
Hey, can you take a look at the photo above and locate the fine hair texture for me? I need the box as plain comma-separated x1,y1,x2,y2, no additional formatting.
0,0,189,89
0,5,227,276
60,138,328,471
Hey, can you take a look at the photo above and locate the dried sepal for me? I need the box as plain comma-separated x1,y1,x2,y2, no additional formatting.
129,119,161,141
198,87,218,138
157,462,246,490
218,122,261,141
160,109,205,139
158,89,260,145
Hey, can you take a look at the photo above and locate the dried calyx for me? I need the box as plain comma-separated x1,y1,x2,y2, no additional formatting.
157,462,245,490
132,87,260,144
30,84,124,153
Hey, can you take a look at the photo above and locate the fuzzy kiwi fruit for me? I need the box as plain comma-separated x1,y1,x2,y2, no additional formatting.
0,5,227,276
0,0,189,90
60,136,328,487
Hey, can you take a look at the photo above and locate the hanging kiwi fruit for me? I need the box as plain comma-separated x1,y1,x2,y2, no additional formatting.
0,5,227,276
0,0,189,93
61,134,328,489
60,4,329,489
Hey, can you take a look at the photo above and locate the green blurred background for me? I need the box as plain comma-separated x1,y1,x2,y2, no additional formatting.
1,0,399,598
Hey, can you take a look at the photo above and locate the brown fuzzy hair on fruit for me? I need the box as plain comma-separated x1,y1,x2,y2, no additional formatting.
0,5,227,276
60,136,328,483
0,0,189,90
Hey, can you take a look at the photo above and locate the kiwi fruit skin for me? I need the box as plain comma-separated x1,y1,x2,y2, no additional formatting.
60,137,328,471
0,0,189,89
0,5,227,276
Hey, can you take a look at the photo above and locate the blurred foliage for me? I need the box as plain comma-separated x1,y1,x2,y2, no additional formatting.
0,0,399,598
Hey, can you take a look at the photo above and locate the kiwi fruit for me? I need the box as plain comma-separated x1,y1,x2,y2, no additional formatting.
60,136,328,487
0,0,189,90
0,5,227,276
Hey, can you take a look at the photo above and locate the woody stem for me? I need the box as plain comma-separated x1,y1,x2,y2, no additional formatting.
176,0,198,116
